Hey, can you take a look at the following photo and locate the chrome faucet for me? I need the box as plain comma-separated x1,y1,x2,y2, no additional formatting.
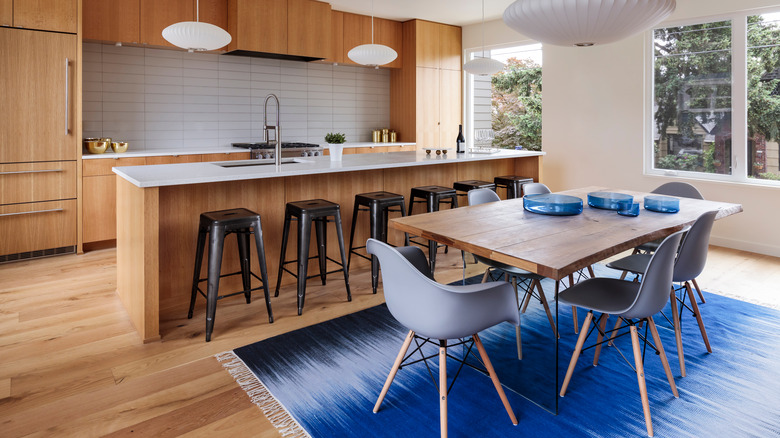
263,94,281,167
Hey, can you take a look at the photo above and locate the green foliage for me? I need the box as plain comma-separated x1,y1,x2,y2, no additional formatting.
656,154,701,171
702,142,716,173
324,132,346,144
491,58,542,151
757,172,780,181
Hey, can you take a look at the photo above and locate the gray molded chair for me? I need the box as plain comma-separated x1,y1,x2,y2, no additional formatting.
606,210,717,377
634,181,707,303
520,182,551,196
367,238,519,438
559,229,686,437
468,188,557,359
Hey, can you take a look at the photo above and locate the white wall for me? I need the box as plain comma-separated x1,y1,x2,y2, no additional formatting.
82,43,390,150
462,0,780,257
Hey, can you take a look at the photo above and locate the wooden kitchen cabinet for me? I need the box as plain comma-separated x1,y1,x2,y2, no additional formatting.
227,0,287,54
411,20,461,70
140,0,193,46
321,10,344,64
145,155,202,165
0,161,77,205
0,200,77,255
82,175,116,243
83,0,140,43
0,0,12,27
201,152,250,161
439,68,462,146
375,17,402,69
0,28,78,163
288,0,330,59
10,0,77,33
342,12,370,66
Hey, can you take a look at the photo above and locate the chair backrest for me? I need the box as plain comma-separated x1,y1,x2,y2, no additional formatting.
673,210,718,282
366,239,519,339
621,229,686,319
468,188,501,205
652,182,704,200
522,182,551,196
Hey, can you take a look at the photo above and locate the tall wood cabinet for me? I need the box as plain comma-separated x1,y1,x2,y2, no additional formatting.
0,27,79,260
391,20,462,147
1,0,77,33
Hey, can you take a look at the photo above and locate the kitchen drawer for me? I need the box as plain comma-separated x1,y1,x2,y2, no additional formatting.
0,161,76,205
145,155,202,165
201,152,250,162
0,199,77,257
83,157,146,176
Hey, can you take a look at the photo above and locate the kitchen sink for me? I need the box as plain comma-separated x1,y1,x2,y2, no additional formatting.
214,158,308,168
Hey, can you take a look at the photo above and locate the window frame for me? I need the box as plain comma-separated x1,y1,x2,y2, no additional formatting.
645,8,780,187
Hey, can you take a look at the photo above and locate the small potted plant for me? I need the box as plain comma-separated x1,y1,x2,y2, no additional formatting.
325,132,346,161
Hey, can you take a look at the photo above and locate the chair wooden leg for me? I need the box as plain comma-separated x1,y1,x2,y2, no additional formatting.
647,317,679,398
511,276,522,360
685,281,712,353
572,306,579,334
587,265,595,278
608,317,622,346
619,270,628,280
669,287,685,377
560,311,594,397
521,289,533,313
439,340,448,438
692,278,706,303
535,279,558,339
630,325,654,437
481,268,491,284
374,330,415,413
473,334,518,425
592,313,609,366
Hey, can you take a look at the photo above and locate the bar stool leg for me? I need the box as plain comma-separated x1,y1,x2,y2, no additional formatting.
315,218,328,285
236,229,252,304
274,213,292,297
400,200,410,246
347,198,360,271
426,194,439,273
333,210,352,302
296,214,312,315
205,225,225,342
188,228,207,319
369,201,382,294
252,218,273,323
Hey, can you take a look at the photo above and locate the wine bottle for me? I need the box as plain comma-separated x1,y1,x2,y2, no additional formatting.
456,124,465,153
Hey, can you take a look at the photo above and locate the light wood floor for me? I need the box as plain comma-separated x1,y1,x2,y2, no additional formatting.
0,245,778,437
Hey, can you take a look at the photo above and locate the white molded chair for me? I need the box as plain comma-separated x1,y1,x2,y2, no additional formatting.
367,238,519,438
558,230,686,437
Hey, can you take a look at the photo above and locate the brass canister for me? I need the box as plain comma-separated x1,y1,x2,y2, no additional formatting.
372,130,381,143
389,131,397,142
381,128,389,143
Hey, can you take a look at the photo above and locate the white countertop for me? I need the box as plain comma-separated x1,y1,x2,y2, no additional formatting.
336,142,416,149
82,146,248,159
114,149,544,188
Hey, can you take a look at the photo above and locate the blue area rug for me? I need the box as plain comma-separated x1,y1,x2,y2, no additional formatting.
218,267,780,437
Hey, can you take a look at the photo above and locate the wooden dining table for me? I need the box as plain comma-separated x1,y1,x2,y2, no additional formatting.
389,186,743,281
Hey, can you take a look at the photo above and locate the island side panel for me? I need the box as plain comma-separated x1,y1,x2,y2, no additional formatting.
116,177,161,343
157,178,287,317
515,155,542,185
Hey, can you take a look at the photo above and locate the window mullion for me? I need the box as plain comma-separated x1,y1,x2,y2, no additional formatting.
732,15,748,181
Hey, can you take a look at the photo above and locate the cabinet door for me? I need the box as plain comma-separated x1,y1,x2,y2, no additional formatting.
228,0,287,54
439,24,462,71
198,0,228,32
83,157,147,176
82,175,116,243
376,18,402,69
415,20,440,69
0,28,78,163
140,0,194,47
0,0,12,27
83,0,140,43
342,12,371,66
145,155,202,165
201,152,250,161
439,69,462,148
416,67,440,148
0,199,77,256
13,0,77,33
321,10,344,64
288,0,330,59
0,161,77,204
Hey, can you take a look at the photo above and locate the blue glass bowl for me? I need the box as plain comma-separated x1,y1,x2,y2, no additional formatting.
644,195,680,213
523,194,583,216
587,191,634,210
618,202,641,217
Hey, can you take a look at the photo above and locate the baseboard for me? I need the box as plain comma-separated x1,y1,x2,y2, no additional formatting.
710,235,780,258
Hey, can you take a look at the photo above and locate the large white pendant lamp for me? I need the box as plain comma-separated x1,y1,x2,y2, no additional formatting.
503,0,676,47
347,0,398,66
463,0,505,76
162,0,232,52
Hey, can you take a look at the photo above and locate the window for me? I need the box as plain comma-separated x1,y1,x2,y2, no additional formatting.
649,11,780,185
466,44,542,151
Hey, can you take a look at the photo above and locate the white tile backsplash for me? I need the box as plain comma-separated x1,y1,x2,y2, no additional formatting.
83,43,391,150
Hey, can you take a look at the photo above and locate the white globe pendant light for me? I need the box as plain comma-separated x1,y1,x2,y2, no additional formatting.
348,0,398,66
163,0,232,52
463,0,505,76
503,0,676,47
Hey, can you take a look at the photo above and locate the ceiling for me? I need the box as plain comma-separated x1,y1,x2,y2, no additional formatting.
325,0,516,26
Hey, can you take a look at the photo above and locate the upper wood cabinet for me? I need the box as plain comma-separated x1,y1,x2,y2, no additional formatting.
288,0,330,58
0,27,78,163
228,0,287,54
321,9,344,64
413,20,461,70
83,0,140,43
375,17,402,69
7,0,77,33
439,24,462,71
340,12,402,68
141,0,193,46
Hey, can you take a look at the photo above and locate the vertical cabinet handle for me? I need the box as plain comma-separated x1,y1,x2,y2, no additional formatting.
65,58,70,135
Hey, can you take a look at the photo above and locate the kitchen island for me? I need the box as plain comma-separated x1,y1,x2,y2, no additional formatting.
115,150,544,342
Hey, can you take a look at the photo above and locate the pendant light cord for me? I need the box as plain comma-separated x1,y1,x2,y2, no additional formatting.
481,0,486,58
371,0,375,44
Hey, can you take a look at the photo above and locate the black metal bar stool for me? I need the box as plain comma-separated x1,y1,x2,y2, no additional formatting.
453,180,496,204
275,199,351,315
407,186,458,273
494,175,534,199
348,191,410,294
188,208,272,342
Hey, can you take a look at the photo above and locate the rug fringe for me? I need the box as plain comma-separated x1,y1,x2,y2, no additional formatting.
216,351,310,438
